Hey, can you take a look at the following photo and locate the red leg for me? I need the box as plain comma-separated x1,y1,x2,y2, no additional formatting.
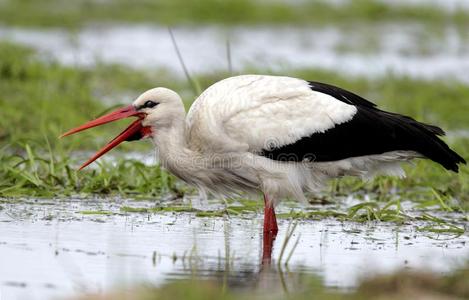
262,230,276,264
262,194,278,264
263,194,278,234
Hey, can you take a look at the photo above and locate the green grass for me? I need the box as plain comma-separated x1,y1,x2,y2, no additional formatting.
1,0,469,28
0,144,177,197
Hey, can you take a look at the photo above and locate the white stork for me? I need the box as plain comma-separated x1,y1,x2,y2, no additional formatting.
62,75,466,236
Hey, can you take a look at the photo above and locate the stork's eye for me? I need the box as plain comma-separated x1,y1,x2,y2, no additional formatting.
143,100,158,108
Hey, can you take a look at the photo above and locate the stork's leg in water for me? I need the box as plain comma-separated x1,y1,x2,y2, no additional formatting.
263,194,278,234
262,194,278,264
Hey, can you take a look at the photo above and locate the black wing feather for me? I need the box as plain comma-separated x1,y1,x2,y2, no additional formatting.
261,81,466,172
308,81,377,108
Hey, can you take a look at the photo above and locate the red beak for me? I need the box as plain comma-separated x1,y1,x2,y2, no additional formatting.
60,105,152,170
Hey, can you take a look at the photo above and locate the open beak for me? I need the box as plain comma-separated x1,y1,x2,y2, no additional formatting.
60,105,152,170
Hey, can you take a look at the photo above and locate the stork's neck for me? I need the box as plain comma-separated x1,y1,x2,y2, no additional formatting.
151,119,197,180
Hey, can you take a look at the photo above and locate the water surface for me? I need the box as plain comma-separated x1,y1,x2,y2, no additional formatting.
0,197,467,299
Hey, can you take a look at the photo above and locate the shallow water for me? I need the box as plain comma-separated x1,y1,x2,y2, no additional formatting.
0,197,467,299
1,23,469,82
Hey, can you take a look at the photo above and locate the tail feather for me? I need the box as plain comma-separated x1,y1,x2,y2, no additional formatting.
420,123,446,136
380,110,465,172
421,138,466,172
405,119,465,172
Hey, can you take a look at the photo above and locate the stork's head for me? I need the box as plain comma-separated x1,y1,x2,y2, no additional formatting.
61,87,184,170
